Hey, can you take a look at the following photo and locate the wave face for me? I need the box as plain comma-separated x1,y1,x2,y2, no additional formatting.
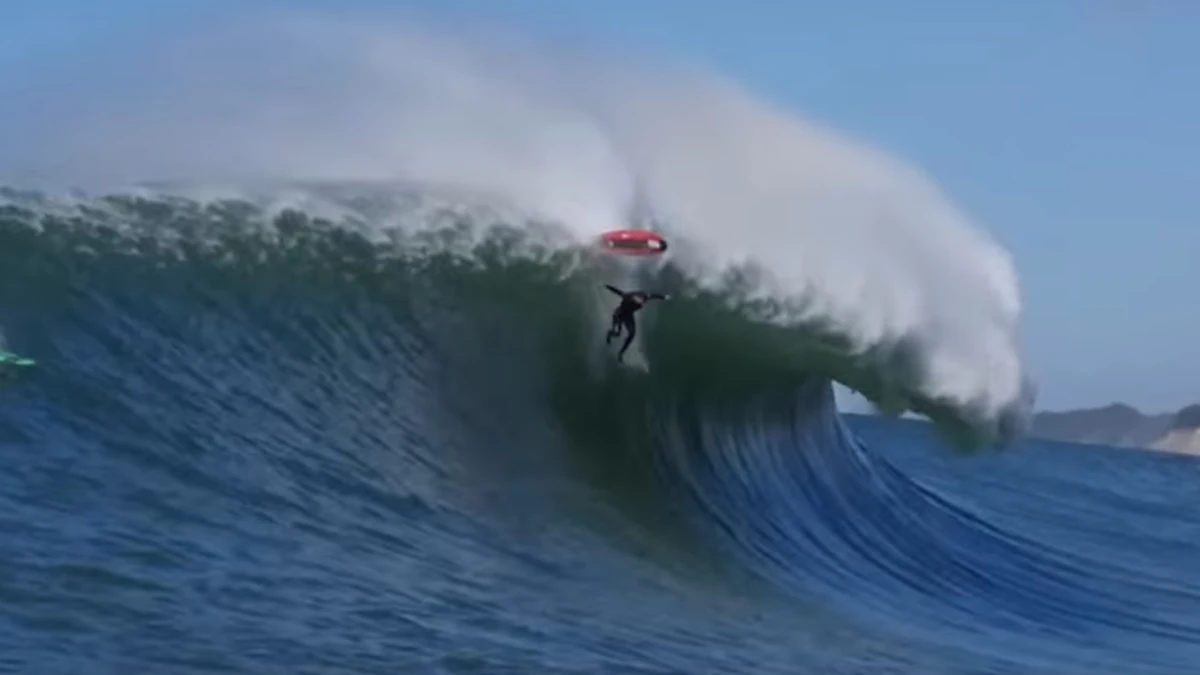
4,192,1200,675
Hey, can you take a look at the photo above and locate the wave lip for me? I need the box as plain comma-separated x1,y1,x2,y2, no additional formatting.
1,182,1028,449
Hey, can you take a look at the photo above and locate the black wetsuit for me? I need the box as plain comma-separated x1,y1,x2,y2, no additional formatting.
604,285,667,362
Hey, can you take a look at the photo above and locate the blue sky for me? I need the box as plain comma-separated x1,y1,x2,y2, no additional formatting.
4,1,1198,411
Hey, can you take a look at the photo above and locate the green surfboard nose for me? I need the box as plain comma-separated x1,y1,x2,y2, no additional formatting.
0,351,35,367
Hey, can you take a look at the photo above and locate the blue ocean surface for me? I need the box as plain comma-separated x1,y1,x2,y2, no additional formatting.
2,191,1199,674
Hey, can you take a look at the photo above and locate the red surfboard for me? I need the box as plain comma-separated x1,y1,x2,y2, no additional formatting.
598,229,669,256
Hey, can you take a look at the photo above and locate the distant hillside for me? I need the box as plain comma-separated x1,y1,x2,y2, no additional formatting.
1151,405,1200,454
1028,403,1200,454
1168,404,1200,430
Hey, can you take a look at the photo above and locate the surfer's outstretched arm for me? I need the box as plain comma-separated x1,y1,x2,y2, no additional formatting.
647,292,670,301
604,284,625,297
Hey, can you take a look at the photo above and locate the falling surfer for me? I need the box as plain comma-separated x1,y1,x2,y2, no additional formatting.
603,284,669,363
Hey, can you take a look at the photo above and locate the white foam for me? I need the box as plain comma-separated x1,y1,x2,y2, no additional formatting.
0,9,1033,421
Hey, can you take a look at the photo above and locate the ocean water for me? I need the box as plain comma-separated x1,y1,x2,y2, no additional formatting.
1,192,1199,675
0,11,1191,672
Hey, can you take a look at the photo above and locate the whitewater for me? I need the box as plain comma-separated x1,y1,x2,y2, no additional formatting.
3,9,1200,675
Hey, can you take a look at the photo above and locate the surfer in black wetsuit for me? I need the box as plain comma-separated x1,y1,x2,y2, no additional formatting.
604,284,669,362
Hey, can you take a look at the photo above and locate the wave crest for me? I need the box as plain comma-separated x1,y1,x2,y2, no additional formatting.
1,188,1032,447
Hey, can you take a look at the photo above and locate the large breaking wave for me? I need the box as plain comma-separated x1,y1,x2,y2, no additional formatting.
7,191,1196,674
0,9,1034,444
0,11,1096,673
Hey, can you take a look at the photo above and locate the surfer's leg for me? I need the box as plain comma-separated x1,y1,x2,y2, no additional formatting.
606,310,626,344
617,317,636,361
606,317,620,344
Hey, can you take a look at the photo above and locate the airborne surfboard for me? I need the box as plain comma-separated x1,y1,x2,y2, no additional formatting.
597,229,669,257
